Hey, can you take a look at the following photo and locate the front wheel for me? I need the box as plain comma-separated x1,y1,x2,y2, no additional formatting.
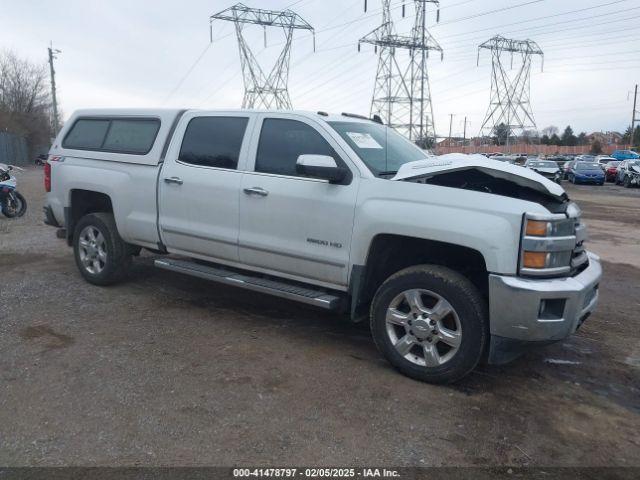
1,191,27,218
73,213,132,286
370,265,487,384
623,176,632,188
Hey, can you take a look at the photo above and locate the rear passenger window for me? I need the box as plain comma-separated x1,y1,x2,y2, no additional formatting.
255,119,338,177
63,119,110,150
102,119,160,154
179,117,249,170
62,117,160,154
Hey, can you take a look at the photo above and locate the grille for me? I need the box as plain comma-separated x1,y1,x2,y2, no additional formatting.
567,203,589,274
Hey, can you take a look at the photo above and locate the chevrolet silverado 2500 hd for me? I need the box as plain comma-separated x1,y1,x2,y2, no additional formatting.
43,109,602,383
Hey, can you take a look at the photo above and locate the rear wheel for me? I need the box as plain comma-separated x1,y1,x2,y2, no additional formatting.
370,265,487,384
73,213,132,286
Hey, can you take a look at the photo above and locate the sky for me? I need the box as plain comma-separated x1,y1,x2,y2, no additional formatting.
1,0,638,138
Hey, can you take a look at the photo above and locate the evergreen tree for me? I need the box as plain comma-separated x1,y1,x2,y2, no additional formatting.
577,132,587,146
561,126,577,146
493,123,510,146
590,140,603,155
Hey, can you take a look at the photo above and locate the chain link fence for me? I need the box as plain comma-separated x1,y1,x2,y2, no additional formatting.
0,131,29,166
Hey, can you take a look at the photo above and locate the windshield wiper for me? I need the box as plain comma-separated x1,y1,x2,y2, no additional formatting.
378,170,398,177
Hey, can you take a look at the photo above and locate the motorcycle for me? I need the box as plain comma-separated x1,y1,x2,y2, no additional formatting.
0,163,27,218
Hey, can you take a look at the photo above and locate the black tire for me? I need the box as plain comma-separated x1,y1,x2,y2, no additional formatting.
370,265,487,384
623,176,632,188
1,191,27,218
73,213,132,286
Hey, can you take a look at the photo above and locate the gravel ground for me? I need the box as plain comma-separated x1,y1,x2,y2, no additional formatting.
0,168,639,467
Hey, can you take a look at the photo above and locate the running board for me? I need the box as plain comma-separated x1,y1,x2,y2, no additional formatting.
154,258,342,310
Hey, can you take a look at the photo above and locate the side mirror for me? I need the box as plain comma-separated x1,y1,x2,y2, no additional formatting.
296,155,349,184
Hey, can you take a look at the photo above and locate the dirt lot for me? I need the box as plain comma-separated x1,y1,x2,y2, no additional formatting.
1,168,639,467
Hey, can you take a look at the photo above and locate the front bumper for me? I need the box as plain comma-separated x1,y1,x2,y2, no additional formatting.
487,252,602,363
574,175,604,184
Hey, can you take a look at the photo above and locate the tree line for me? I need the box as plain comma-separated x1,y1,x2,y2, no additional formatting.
491,123,639,149
0,50,54,157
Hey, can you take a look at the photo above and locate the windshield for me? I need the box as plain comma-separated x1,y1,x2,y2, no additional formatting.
576,163,601,170
529,161,557,168
328,121,428,175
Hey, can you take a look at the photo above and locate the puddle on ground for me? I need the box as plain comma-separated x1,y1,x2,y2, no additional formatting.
19,324,75,350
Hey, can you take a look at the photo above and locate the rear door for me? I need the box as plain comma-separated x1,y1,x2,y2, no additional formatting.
238,115,359,288
158,112,255,263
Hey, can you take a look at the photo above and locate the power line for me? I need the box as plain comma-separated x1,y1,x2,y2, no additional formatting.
437,0,630,40
161,43,212,105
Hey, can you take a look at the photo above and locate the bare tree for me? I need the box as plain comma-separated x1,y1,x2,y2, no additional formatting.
520,129,539,145
541,126,559,138
0,50,52,154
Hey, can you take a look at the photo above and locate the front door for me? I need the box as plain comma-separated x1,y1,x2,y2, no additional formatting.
158,113,254,263
239,116,358,288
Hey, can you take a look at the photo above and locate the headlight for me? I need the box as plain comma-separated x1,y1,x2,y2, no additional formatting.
520,213,576,277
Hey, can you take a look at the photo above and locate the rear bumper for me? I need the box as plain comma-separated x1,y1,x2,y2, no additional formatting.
43,205,61,228
487,252,602,363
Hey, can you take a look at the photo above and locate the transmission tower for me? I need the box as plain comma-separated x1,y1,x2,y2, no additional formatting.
210,3,314,110
477,35,543,145
359,0,443,147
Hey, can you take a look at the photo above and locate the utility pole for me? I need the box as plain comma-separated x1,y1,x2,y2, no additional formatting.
631,84,638,147
448,113,455,146
462,116,468,153
48,43,62,135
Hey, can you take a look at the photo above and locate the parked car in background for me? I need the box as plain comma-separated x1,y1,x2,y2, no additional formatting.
604,161,621,182
524,159,562,184
563,159,576,180
596,156,616,169
576,154,596,162
568,162,605,185
611,150,640,161
615,159,640,187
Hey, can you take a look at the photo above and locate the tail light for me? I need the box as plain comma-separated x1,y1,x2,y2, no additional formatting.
44,155,62,192
44,161,51,192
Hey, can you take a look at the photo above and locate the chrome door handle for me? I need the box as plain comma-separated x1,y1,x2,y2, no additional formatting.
164,177,183,185
243,187,269,197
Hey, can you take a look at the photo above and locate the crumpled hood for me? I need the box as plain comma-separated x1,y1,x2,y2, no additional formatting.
630,165,640,174
391,153,566,200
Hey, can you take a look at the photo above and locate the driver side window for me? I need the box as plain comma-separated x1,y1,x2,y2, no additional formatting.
255,118,338,177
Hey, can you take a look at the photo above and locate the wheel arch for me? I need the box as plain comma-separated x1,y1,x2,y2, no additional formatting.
65,189,115,246
349,234,488,321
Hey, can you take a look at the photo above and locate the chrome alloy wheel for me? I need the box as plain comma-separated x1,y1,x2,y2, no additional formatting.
385,289,462,367
78,226,107,274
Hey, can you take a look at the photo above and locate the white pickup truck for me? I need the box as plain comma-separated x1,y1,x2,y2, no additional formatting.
44,109,601,383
